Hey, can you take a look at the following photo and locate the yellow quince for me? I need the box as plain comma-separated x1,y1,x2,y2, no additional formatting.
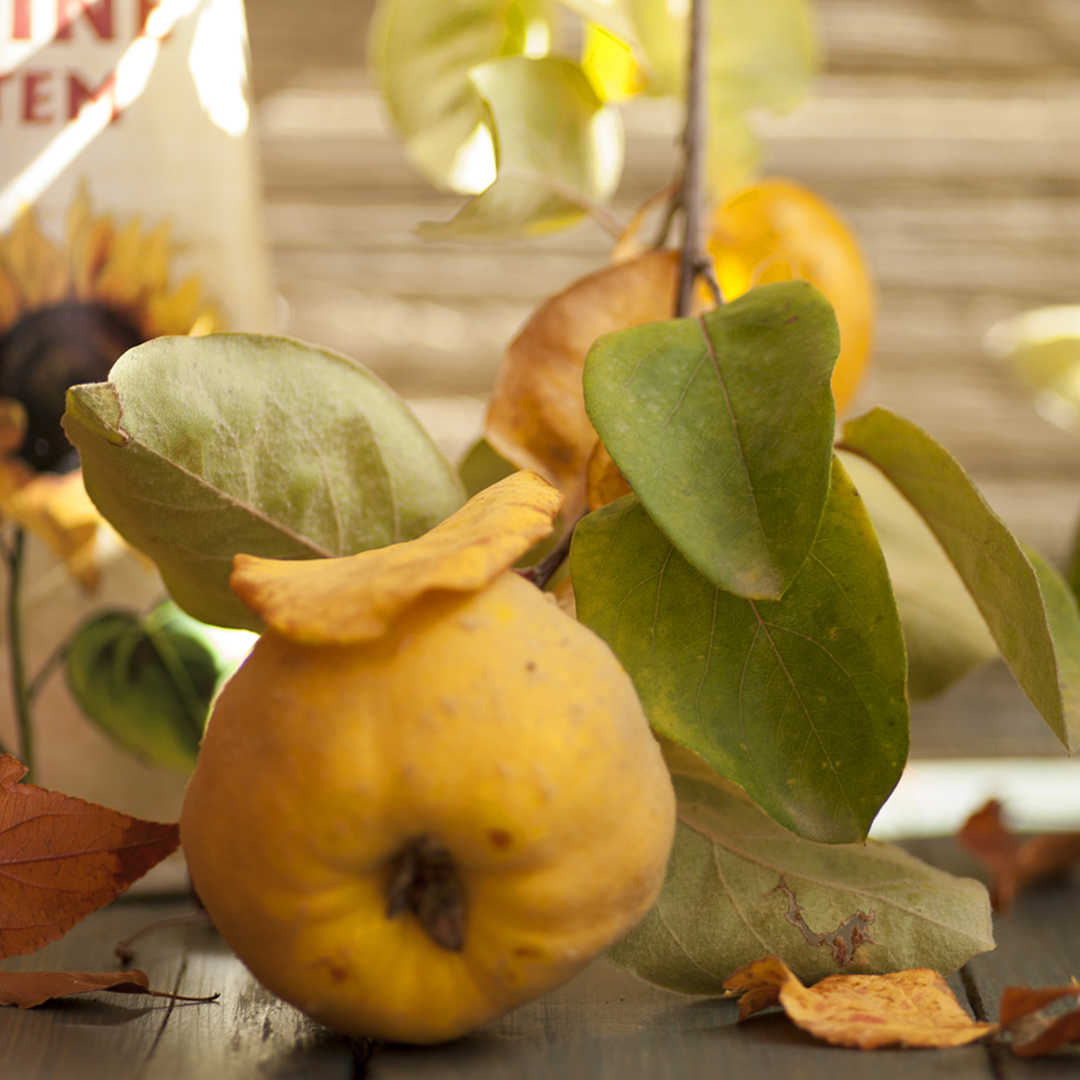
180,471,676,1044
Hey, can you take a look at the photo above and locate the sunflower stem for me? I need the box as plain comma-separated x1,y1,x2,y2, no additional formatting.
5,527,34,777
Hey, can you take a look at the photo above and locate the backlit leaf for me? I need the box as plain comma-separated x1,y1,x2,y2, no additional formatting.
231,470,561,645
581,22,645,103
368,0,549,193
64,602,242,773
609,772,994,991
724,956,995,1049
418,56,624,240
0,757,179,959
571,457,908,842
584,281,838,599
486,250,680,513
839,451,996,699
63,334,465,631
840,408,1080,752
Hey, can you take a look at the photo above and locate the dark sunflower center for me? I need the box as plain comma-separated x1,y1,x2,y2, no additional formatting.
0,301,143,472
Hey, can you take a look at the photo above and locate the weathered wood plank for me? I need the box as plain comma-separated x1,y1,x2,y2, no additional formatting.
0,899,355,1080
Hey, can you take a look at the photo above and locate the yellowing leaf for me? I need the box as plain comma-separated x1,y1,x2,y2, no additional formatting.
231,471,562,645
486,250,680,512
368,0,550,194
585,441,630,509
418,56,624,240
724,956,996,1050
582,23,645,103
709,179,875,414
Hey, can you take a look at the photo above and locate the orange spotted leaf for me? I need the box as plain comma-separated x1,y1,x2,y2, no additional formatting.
0,757,179,959
723,955,995,1049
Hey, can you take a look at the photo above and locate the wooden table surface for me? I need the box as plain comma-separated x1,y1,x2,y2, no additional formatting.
0,840,1076,1078
4,0,1080,1074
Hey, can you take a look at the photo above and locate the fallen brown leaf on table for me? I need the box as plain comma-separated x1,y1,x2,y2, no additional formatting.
723,955,996,1050
957,799,1080,912
1000,980,1080,1057
0,969,218,1009
0,755,180,958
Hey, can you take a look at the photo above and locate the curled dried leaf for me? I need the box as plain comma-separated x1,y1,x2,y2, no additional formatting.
1000,981,1080,1057
485,251,680,515
958,799,1080,912
723,955,995,1050
231,471,562,645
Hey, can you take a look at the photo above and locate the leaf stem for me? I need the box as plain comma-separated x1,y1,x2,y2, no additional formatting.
516,512,585,590
676,0,722,315
6,527,33,776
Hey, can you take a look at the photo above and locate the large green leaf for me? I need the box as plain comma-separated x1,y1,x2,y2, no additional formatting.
584,281,838,599
838,451,997,700
610,771,994,993
418,56,624,240
65,602,239,773
840,407,1080,752
571,457,908,843
368,0,550,193
63,334,465,630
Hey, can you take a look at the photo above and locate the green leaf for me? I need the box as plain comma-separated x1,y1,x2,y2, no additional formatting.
840,407,1080,752
63,334,465,630
584,281,838,599
64,603,238,773
838,450,997,700
457,436,516,498
418,56,624,240
610,772,994,993
368,0,550,193
571,456,908,843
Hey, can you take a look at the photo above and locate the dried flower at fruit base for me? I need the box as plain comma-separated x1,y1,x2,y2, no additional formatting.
0,186,219,586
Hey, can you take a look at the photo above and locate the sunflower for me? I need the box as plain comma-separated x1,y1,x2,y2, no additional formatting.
0,186,220,587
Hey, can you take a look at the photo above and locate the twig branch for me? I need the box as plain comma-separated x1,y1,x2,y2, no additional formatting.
5,527,33,775
676,0,715,316
515,512,586,590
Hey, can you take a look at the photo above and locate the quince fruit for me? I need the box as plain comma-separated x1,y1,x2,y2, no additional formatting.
180,472,676,1044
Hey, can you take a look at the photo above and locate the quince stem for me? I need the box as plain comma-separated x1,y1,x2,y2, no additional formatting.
385,836,466,952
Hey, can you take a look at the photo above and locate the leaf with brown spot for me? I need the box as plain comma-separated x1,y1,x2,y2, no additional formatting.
723,955,996,1049
485,251,681,516
230,470,562,645
0,969,217,1008
958,799,1080,912
0,757,180,959
1000,980,1080,1057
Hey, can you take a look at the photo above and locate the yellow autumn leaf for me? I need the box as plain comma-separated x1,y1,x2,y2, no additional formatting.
485,250,680,515
585,440,630,510
230,470,562,645
724,956,996,1050
708,178,875,414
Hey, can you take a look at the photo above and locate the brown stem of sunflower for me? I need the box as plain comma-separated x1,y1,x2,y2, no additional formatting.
676,0,722,316
5,527,34,777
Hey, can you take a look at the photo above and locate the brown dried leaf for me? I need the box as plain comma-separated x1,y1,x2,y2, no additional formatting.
1000,981,1080,1057
723,955,996,1049
958,799,1080,912
0,968,218,1009
0,757,180,959
485,251,681,516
